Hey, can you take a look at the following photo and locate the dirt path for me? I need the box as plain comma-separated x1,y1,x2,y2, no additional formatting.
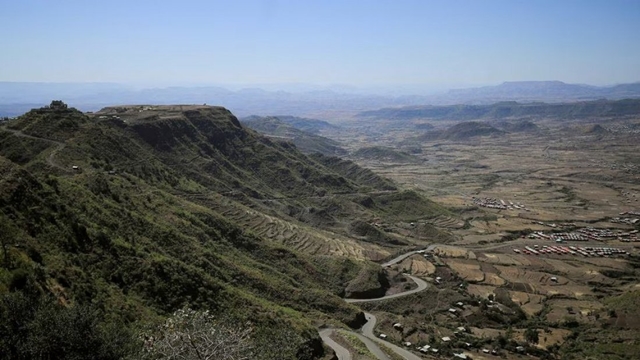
1,128,70,172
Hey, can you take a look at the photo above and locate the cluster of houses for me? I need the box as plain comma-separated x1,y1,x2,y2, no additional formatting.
513,245,629,257
611,217,640,225
620,211,640,217
472,197,529,211
528,227,639,242
606,123,640,135
620,191,638,203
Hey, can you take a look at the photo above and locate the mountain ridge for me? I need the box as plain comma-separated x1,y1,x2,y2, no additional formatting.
2,81,640,118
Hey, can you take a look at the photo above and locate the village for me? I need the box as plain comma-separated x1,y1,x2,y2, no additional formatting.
513,244,629,257
528,227,640,242
472,197,529,211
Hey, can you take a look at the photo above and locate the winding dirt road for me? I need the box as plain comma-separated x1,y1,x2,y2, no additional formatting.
1,128,70,172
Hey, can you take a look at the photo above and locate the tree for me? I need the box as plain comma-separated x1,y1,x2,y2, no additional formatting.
0,215,19,268
524,327,539,344
141,308,253,360
0,291,136,360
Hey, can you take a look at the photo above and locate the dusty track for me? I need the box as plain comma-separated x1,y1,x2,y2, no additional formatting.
1,128,71,172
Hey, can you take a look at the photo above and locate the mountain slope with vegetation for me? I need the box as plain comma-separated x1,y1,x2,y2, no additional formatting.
0,103,450,359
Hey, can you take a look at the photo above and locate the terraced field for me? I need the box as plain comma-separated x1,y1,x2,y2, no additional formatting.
178,191,392,260
427,214,465,229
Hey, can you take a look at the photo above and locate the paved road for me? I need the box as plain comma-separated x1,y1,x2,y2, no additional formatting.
361,312,422,360
345,275,428,304
321,250,431,360
319,329,352,360
381,250,420,267
351,331,390,360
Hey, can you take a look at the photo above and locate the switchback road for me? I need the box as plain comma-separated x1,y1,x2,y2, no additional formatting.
321,250,429,360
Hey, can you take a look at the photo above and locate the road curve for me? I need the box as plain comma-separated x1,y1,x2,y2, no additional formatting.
345,275,428,304
322,251,431,360
381,250,420,267
351,331,391,360
1,128,70,172
319,329,352,360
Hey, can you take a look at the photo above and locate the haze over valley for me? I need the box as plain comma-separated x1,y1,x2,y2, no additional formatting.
1,1,640,360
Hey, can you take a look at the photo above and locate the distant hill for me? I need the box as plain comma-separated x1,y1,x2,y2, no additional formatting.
357,99,640,121
352,146,420,163
492,120,540,133
269,115,338,134
415,121,504,141
440,121,504,140
585,123,609,135
241,116,346,156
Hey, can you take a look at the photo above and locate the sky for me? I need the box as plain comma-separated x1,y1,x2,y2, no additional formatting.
1,0,639,90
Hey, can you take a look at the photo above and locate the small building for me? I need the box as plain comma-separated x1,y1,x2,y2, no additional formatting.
442,336,451,342
379,333,387,339
72,165,80,171
448,308,458,314
393,323,403,330
550,277,558,282
403,342,412,347
453,354,468,359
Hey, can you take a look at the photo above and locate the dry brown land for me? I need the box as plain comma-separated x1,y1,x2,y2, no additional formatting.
323,115,640,358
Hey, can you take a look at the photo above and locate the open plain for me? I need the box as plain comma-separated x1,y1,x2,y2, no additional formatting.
315,113,640,359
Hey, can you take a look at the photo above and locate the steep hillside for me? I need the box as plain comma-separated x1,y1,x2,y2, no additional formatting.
0,103,451,358
241,116,346,155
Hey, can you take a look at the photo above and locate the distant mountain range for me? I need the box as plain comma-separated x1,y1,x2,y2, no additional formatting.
1,81,639,118
357,99,640,121
441,81,640,103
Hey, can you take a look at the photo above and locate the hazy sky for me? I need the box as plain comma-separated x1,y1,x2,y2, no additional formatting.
1,0,639,88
